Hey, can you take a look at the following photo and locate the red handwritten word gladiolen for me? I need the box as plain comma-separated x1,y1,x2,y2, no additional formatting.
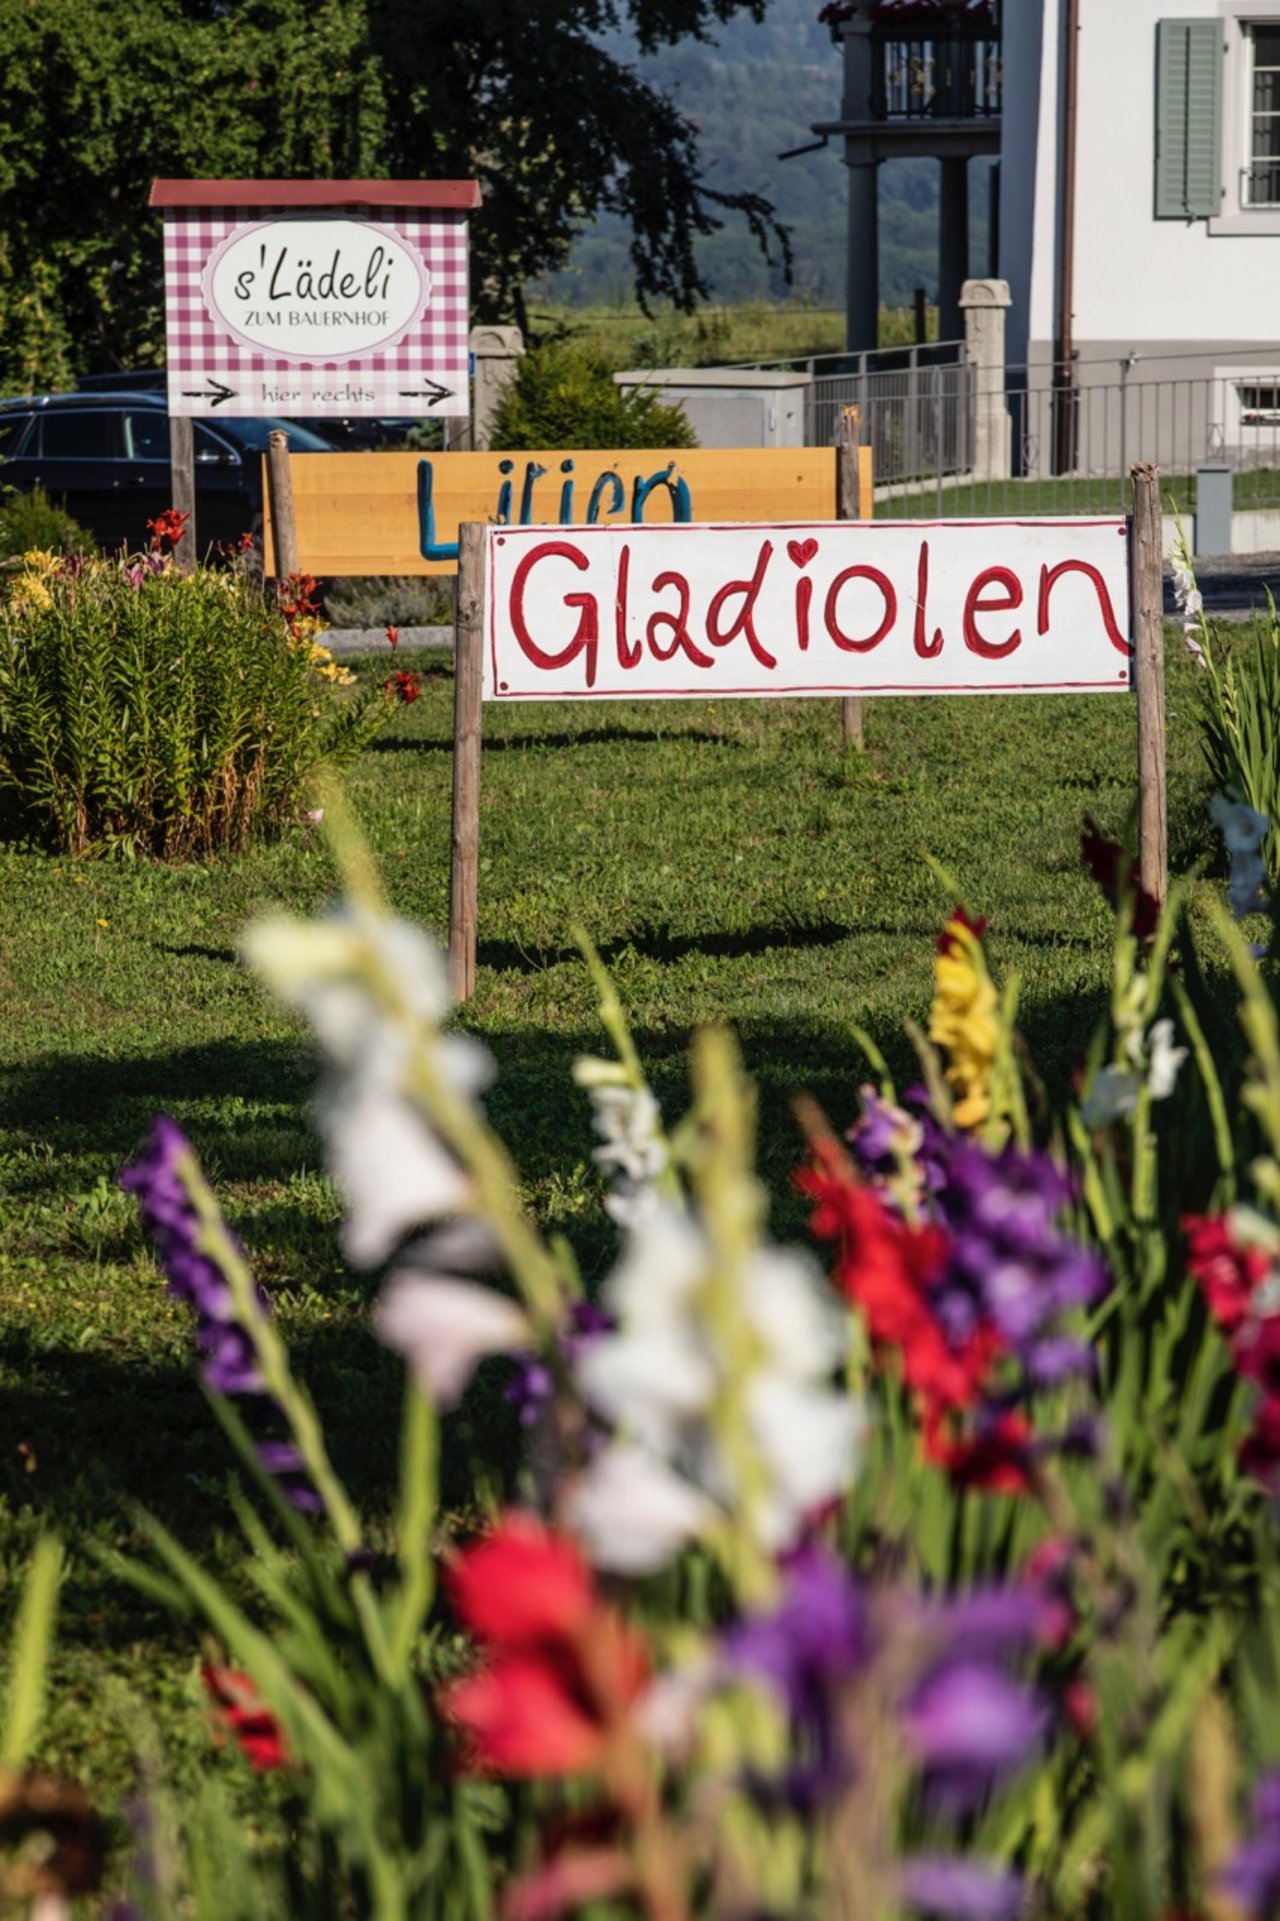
486,522,1133,702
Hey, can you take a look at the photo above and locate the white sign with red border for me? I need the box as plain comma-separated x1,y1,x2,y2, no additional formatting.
484,518,1133,702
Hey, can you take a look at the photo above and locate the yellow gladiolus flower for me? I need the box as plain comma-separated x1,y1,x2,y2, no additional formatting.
929,910,998,1130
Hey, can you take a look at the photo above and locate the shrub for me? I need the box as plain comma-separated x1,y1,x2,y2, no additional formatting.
489,339,698,450
323,573,454,630
0,551,389,857
1178,530,1280,870
0,483,96,561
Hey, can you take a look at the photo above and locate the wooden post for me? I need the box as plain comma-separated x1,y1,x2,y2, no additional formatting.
1130,461,1167,902
170,415,196,575
449,521,486,1003
266,429,299,580
837,406,868,750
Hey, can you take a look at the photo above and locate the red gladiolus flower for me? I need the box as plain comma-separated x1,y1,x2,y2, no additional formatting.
146,508,189,551
924,1409,1036,1495
386,624,400,650
936,904,989,957
1184,1213,1270,1334
1185,1213,1280,1491
1081,819,1160,944
441,1514,648,1778
384,669,422,705
202,1666,289,1772
448,1511,594,1645
798,1139,996,1419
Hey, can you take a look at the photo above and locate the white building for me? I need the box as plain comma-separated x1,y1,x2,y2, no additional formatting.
819,0,1280,394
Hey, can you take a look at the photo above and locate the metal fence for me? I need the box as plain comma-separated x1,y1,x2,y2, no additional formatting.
857,359,1280,523
809,353,973,486
717,344,1280,524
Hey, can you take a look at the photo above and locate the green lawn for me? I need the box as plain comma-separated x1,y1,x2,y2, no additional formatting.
0,636,1219,1801
878,469,1280,522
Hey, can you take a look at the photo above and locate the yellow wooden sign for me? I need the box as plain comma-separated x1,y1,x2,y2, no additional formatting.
264,445,870,576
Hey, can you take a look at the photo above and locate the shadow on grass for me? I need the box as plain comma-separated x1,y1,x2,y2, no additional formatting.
367,726,732,755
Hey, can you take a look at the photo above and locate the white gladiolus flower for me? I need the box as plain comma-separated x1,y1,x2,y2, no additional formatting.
743,1375,866,1550
244,907,492,1268
1146,1018,1188,1100
1170,532,1207,665
743,1247,846,1378
1080,1066,1141,1130
324,1085,470,1267
574,1058,669,1227
1209,794,1270,920
565,1441,719,1576
605,1208,709,1324
575,1325,718,1453
1209,794,1270,860
572,1206,863,1570
373,1273,530,1406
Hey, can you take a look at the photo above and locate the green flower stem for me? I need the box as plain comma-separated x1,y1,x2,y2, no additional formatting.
684,1027,777,1610
180,1148,399,1685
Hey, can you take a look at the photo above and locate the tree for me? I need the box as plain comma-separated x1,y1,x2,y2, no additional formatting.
0,0,787,392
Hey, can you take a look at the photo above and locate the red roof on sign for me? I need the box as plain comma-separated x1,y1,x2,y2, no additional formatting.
148,179,481,210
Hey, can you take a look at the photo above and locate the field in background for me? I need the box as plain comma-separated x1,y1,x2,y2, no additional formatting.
523,300,935,370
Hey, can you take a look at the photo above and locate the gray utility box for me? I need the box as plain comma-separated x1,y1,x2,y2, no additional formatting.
1195,461,1234,558
612,369,810,449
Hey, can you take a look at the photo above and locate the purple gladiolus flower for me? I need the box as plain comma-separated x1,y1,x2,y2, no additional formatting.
905,1661,1049,1809
921,1584,1059,1662
1222,1769,1280,1916
121,1117,321,1513
724,1545,868,1808
902,1857,1024,1921
506,1298,613,1426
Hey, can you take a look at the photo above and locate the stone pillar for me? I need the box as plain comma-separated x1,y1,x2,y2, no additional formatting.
960,277,1011,482
938,156,970,343
840,16,880,354
447,325,524,452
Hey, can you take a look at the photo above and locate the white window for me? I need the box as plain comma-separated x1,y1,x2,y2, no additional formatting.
1206,4,1280,231
1246,23,1280,203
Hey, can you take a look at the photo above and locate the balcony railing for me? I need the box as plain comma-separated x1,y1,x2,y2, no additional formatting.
870,3,1002,122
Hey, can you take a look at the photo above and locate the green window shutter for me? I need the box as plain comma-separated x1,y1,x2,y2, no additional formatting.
1155,19,1223,218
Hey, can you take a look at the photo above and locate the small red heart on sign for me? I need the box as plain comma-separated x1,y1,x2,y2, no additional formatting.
787,538,819,568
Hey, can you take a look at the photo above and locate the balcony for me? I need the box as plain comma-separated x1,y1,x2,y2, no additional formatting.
815,0,1002,152
873,9,1002,123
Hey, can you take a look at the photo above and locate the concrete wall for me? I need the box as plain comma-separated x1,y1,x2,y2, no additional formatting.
612,370,810,449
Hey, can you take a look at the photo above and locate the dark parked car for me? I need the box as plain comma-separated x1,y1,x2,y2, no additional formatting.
0,390,336,555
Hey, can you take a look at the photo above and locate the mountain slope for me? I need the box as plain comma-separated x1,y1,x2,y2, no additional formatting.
551,0,992,312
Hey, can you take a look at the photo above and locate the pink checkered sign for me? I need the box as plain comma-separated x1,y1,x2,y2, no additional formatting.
153,183,476,420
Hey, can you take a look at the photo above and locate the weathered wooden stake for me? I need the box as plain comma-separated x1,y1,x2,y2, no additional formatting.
266,429,299,579
449,521,486,1003
1130,461,1167,902
837,405,867,750
170,415,196,575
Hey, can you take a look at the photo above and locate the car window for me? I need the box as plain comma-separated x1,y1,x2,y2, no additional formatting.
38,411,122,459
124,412,170,460
217,417,334,455
0,414,33,458
194,424,238,462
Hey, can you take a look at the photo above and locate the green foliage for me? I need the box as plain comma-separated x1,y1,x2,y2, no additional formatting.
0,555,389,857
323,574,454,631
489,340,698,450
1196,599,1280,864
0,486,97,562
0,0,785,390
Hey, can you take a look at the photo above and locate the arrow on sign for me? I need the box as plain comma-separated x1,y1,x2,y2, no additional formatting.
181,377,237,407
398,381,455,407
